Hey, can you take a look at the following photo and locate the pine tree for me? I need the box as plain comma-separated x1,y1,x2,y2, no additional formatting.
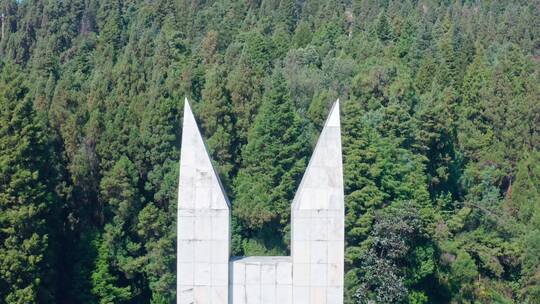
226,55,263,149
278,0,297,32
435,16,458,89
92,156,141,302
341,99,432,302
136,94,179,302
510,151,540,303
375,12,395,43
91,236,131,304
0,64,56,303
233,71,309,255
458,44,494,162
292,21,312,48
1,1,538,302
199,65,236,184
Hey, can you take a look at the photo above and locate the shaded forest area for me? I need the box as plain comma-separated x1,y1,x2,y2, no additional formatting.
0,0,539,303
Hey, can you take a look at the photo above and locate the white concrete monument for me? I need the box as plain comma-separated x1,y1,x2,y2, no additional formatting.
177,99,231,303
178,98,344,304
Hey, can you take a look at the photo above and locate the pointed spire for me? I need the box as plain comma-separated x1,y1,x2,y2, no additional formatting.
179,98,230,210
292,99,343,210
326,98,340,127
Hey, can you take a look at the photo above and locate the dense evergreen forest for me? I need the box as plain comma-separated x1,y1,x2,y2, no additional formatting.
0,0,539,303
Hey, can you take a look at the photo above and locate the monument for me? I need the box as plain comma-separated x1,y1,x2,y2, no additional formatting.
177,98,344,304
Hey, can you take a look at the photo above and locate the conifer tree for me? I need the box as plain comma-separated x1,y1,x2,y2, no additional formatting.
199,65,236,184
91,237,132,304
0,1,538,302
137,93,180,302
0,64,56,303
92,156,141,302
459,45,493,162
233,71,309,255
341,99,432,302
226,55,263,149
375,12,395,43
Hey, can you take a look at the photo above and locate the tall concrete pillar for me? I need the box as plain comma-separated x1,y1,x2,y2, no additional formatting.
291,100,344,304
177,98,231,304
177,98,343,304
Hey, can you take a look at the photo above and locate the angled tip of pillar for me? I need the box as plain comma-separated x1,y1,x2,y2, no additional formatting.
182,97,196,131
184,96,191,111
325,99,340,128
179,97,231,210
183,97,195,125
292,98,343,210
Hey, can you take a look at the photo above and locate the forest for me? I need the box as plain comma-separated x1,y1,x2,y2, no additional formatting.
0,0,539,303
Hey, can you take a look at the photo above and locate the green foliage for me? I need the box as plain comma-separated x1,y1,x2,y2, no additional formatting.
0,1,538,303
293,22,313,48
448,250,478,300
0,64,56,303
354,200,439,304
375,12,395,43
199,65,236,184
233,71,309,255
91,236,132,304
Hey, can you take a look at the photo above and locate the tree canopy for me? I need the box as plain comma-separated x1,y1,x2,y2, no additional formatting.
0,0,538,303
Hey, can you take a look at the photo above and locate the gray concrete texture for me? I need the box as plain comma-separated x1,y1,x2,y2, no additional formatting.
177,99,344,304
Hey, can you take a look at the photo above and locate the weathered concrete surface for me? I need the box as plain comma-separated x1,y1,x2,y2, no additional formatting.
229,256,293,304
291,100,344,304
177,98,230,304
